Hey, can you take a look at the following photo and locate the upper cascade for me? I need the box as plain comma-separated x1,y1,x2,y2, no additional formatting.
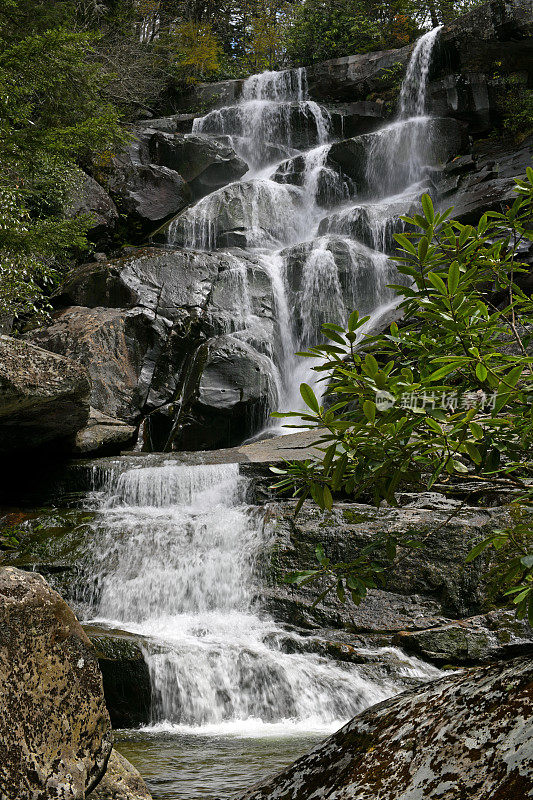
163,26,448,442
398,25,443,119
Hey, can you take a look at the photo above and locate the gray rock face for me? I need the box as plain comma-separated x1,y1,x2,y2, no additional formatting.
437,136,533,224
239,656,533,800
305,45,413,102
89,750,152,800
30,248,282,449
107,158,192,230
394,609,533,665
0,567,112,800
0,335,90,452
148,132,248,198
265,496,514,631
27,307,162,424
65,171,119,245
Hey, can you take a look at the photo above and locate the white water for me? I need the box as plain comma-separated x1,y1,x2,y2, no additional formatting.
165,28,443,434
84,462,440,733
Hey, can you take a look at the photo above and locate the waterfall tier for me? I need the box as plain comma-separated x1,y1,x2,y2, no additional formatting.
158,27,447,430
83,461,440,730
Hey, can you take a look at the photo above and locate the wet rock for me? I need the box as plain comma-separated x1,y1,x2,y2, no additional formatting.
191,78,245,109
147,132,247,198
394,609,533,665
137,113,200,134
86,629,152,728
437,136,533,223
239,656,533,800
318,193,420,252
428,73,492,134
107,157,192,235
172,333,277,451
74,408,137,456
0,567,112,799
160,180,303,250
327,117,468,197
279,236,398,342
0,335,90,453
306,45,413,103
89,750,152,800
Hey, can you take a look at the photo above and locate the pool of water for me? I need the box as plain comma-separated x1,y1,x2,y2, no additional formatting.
115,726,328,799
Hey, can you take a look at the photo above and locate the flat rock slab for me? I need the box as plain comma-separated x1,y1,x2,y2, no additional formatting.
239,656,533,800
0,567,112,799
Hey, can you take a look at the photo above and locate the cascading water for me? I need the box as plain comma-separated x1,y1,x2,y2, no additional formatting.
165,27,443,430
80,30,448,796
84,461,439,734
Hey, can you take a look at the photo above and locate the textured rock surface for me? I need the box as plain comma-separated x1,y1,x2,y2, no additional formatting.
394,610,533,665
65,171,119,245
74,408,136,456
147,131,248,198
239,656,533,800
89,750,152,800
0,335,90,452
437,136,533,224
27,307,162,424
264,495,518,631
86,629,152,729
0,567,112,799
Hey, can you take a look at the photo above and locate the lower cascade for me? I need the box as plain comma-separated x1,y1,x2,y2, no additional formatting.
84,462,439,732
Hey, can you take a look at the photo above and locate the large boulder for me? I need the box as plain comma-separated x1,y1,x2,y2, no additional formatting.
27,307,165,424
89,750,152,800
0,335,90,453
32,247,285,450
239,656,533,800
65,170,119,246
147,131,248,198
106,157,192,235
0,567,112,799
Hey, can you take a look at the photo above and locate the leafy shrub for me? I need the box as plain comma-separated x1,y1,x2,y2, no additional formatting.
273,172,533,621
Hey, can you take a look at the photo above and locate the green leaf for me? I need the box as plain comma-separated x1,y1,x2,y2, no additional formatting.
363,400,376,424
421,193,434,223
476,363,488,381
464,442,482,465
448,261,460,294
427,362,458,382
300,383,319,414
427,272,447,295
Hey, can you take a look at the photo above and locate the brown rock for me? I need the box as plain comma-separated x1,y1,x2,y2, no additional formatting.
0,335,90,452
89,750,152,800
0,567,112,799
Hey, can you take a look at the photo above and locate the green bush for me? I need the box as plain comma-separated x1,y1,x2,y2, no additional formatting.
273,171,533,621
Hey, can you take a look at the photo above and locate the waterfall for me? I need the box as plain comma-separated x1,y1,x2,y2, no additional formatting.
165,29,443,433
84,462,440,731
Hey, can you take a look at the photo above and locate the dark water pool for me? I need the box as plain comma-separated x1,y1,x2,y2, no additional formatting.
115,726,327,800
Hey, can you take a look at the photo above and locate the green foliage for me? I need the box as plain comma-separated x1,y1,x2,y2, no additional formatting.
0,2,128,326
273,172,533,616
494,75,533,144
